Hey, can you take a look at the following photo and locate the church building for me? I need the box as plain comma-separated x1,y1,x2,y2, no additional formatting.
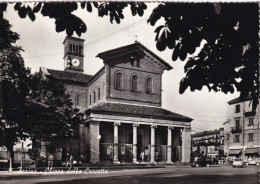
40,37,192,164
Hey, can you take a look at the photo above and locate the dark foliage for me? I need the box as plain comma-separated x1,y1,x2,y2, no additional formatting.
148,3,259,111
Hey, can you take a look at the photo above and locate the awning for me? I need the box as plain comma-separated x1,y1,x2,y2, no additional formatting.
228,149,242,155
244,148,259,154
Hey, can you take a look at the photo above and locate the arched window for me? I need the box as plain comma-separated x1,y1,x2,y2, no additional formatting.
98,87,101,100
76,45,78,54
69,44,72,52
73,44,75,53
146,77,152,94
115,73,123,90
76,94,82,107
94,91,96,103
89,95,92,105
131,75,138,92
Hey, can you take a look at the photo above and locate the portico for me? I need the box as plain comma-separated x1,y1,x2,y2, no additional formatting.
85,103,192,164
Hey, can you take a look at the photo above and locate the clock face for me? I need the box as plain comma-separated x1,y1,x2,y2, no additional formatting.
72,58,80,67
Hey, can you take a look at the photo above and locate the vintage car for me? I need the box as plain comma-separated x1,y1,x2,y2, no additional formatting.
232,158,243,168
191,156,212,167
245,158,260,165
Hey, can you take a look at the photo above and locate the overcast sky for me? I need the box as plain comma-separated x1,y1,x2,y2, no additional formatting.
4,2,239,133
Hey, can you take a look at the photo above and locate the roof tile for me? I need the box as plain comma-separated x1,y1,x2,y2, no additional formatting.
87,103,192,122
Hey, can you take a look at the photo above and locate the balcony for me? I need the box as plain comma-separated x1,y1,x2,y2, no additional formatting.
231,126,242,134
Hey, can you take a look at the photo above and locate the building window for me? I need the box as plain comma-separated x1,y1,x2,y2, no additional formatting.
235,104,240,113
69,44,72,52
146,77,152,94
89,95,92,105
98,87,101,100
115,73,123,90
76,45,78,54
94,91,96,103
131,75,138,92
248,118,254,126
76,94,83,107
234,135,240,142
248,133,253,141
235,119,240,129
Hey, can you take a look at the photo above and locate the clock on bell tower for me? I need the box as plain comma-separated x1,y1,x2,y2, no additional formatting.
63,36,85,72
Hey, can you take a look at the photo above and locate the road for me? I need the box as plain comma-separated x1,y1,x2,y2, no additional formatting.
0,165,259,184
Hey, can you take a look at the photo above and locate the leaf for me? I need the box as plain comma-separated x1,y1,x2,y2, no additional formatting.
33,2,42,13
87,3,92,13
28,11,36,21
80,2,85,9
93,2,98,8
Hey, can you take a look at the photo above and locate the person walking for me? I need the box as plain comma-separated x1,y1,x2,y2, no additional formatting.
69,155,74,170
48,154,54,171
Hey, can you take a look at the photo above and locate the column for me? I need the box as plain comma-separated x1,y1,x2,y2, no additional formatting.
150,125,157,164
89,121,100,164
132,123,138,164
167,126,173,164
182,127,191,163
113,122,120,164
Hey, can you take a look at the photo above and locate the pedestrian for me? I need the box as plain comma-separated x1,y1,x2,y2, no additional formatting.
48,154,54,171
140,152,144,162
69,155,74,170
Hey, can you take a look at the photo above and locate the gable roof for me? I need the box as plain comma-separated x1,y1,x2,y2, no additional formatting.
40,67,92,85
96,42,173,71
227,95,253,105
86,103,192,122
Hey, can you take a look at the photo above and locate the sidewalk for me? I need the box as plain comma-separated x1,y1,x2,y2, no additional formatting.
0,162,193,176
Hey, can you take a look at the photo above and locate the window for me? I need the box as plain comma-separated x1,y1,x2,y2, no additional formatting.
146,77,152,94
73,44,75,53
94,91,96,103
235,104,240,113
248,133,253,141
235,119,240,129
249,118,254,126
76,45,78,54
69,44,72,52
98,87,101,100
76,95,82,107
234,135,240,142
89,95,92,105
131,75,138,92
115,73,123,90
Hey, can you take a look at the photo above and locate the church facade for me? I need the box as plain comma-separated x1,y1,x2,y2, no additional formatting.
40,37,192,164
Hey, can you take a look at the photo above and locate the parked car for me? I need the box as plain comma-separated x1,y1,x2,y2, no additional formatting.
233,158,243,168
191,156,211,167
245,158,260,165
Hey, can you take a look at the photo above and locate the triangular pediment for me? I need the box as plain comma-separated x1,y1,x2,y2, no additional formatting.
96,42,172,71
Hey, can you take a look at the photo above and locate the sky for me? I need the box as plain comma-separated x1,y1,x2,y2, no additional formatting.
4,2,239,133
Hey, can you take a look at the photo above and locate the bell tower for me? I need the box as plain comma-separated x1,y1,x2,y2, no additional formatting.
63,36,84,72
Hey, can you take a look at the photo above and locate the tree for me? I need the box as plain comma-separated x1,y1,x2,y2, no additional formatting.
25,73,82,143
1,2,259,110
0,14,83,159
0,17,31,157
24,73,84,160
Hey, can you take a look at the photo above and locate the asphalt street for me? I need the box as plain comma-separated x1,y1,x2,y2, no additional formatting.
0,165,259,184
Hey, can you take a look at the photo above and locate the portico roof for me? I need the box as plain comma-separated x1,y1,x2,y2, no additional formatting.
86,103,192,122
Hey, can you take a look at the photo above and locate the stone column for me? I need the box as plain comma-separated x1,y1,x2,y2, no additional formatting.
167,126,173,164
89,121,100,164
113,122,120,164
150,125,157,164
132,123,139,164
182,127,191,163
